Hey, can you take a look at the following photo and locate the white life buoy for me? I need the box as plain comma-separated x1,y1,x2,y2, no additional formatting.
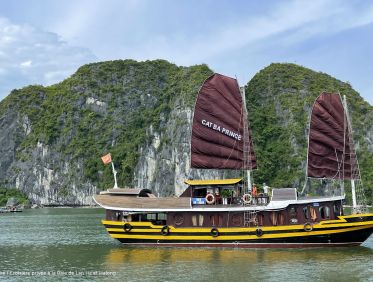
205,193,215,204
242,194,252,204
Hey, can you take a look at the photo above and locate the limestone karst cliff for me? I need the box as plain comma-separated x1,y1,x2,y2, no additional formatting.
0,60,372,205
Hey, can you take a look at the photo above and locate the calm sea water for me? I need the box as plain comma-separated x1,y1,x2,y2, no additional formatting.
1,208,372,282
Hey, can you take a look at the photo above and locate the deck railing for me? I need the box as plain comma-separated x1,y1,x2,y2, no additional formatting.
191,195,270,207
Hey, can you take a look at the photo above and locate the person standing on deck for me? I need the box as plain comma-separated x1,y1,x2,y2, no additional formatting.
263,183,270,204
252,184,257,204
263,183,269,196
252,184,257,197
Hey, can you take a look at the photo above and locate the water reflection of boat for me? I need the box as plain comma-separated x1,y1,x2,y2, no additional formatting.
103,245,373,281
95,74,373,248
104,244,373,265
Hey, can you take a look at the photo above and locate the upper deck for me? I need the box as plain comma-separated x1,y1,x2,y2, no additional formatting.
93,193,344,212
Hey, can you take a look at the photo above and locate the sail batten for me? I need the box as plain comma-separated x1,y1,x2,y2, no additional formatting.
307,92,358,180
191,73,256,170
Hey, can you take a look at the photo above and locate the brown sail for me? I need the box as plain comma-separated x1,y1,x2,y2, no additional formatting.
307,92,359,179
191,73,256,169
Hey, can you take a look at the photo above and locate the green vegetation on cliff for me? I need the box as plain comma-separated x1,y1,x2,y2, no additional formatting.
0,60,212,190
0,188,29,206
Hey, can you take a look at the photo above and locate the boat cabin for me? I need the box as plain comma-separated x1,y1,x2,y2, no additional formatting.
181,178,270,206
101,179,345,229
104,196,344,228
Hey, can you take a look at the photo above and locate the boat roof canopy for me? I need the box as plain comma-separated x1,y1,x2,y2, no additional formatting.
184,178,242,186
100,188,141,195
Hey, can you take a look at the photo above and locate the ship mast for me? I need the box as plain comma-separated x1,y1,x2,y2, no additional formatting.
240,86,252,193
342,95,355,210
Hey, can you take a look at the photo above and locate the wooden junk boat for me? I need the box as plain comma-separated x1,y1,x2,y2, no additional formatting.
94,74,373,248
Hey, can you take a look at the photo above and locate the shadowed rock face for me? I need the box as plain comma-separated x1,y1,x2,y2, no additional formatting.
0,61,372,205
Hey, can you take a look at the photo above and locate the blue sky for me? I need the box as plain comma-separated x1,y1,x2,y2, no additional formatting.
1,0,373,104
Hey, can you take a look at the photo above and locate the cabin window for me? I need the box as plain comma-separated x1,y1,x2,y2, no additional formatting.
146,213,167,224
123,214,132,222
158,213,167,221
132,214,140,221
310,207,317,221
192,214,204,226
270,212,278,226
193,188,206,198
199,215,204,226
303,207,309,220
278,213,285,225
319,206,330,219
210,215,215,226
147,213,156,221
290,207,297,217
210,214,223,226
334,203,342,216
269,212,284,226
192,215,197,226
289,207,298,224
257,213,264,226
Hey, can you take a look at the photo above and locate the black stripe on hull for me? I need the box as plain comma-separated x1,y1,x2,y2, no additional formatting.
105,225,151,229
114,227,373,248
344,216,373,223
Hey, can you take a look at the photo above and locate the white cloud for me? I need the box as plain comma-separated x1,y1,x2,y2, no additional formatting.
49,0,144,48
274,3,373,47
213,1,371,62
0,17,96,100
50,0,103,41
20,60,32,67
1,1,373,104
100,0,373,68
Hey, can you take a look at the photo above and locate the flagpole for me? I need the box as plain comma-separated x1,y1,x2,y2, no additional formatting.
111,162,118,189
